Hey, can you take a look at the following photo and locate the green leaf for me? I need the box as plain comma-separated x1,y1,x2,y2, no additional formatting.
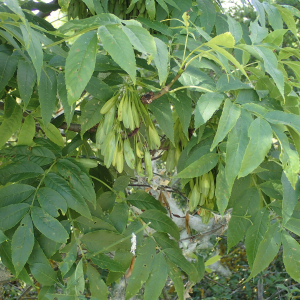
259,180,283,199
80,98,104,136
125,238,156,300
98,25,136,84
37,187,67,218
113,175,130,191
34,138,62,157
265,110,300,140
31,206,69,243
0,230,8,244
0,203,30,231
57,73,75,129
17,115,36,146
65,31,98,105
0,53,18,92
0,103,22,148
67,258,84,295
171,91,192,136
139,209,180,240
194,92,224,129
81,230,130,253
57,14,121,34
166,259,184,300
57,159,96,206
127,190,166,213
3,0,25,18
148,95,174,144
225,109,253,190
27,240,50,266
245,207,269,269
282,231,300,283
215,164,230,215
227,187,260,250
208,44,248,78
227,15,242,44
271,124,299,188
174,153,219,179
195,255,205,282
248,222,281,281
12,214,34,276
30,263,57,286
91,254,126,272
249,20,268,44
59,240,77,276
0,184,35,208
86,263,108,300
109,203,128,234
144,252,168,300
253,46,284,98
251,0,265,26
285,217,300,236
153,232,181,251
263,3,283,30
85,76,114,100
207,32,235,48
153,37,168,86
38,67,57,127
0,161,44,185
163,248,198,283
198,0,216,34
41,123,65,148
217,75,250,92
1,146,56,166
277,5,297,38
17,59,36,108
137,17,173,36
211,99,241,151
44,173,92,219
238,118,273,178
281,172,300,226
145,0,156,20
121,24,156,57
20,25,43,83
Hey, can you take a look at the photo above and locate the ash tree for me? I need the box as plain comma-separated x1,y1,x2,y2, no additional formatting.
0,0,300,299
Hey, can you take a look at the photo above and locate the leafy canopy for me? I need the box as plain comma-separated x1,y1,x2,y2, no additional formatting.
1,0,300,298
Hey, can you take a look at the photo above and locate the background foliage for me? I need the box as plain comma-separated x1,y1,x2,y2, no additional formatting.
1,0,300,298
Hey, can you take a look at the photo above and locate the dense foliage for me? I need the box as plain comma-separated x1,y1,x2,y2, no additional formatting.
1,0,300,298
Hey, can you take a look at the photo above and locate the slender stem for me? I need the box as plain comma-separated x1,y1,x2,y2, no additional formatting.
44,26,99,48
90,175,117,194
30,161,57,207
68,209,86,261
179,224,226,241
90,222,151,257
183,27,189,62
170,86,214,93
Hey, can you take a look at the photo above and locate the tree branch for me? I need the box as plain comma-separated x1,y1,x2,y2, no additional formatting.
21,0,60,18
140,65,186,104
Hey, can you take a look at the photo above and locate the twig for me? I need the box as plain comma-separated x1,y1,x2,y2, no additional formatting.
17,285,33,300
179,224,226,242
140,65,186,104
162,287,170,300
204,275,229,289
265,283,300,300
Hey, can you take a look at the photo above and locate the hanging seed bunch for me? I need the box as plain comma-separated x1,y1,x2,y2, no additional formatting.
161,118,189,173
68,0,152,20
68,0,88,19
108,0,151,19
96,86,161,180
188,171,215,224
